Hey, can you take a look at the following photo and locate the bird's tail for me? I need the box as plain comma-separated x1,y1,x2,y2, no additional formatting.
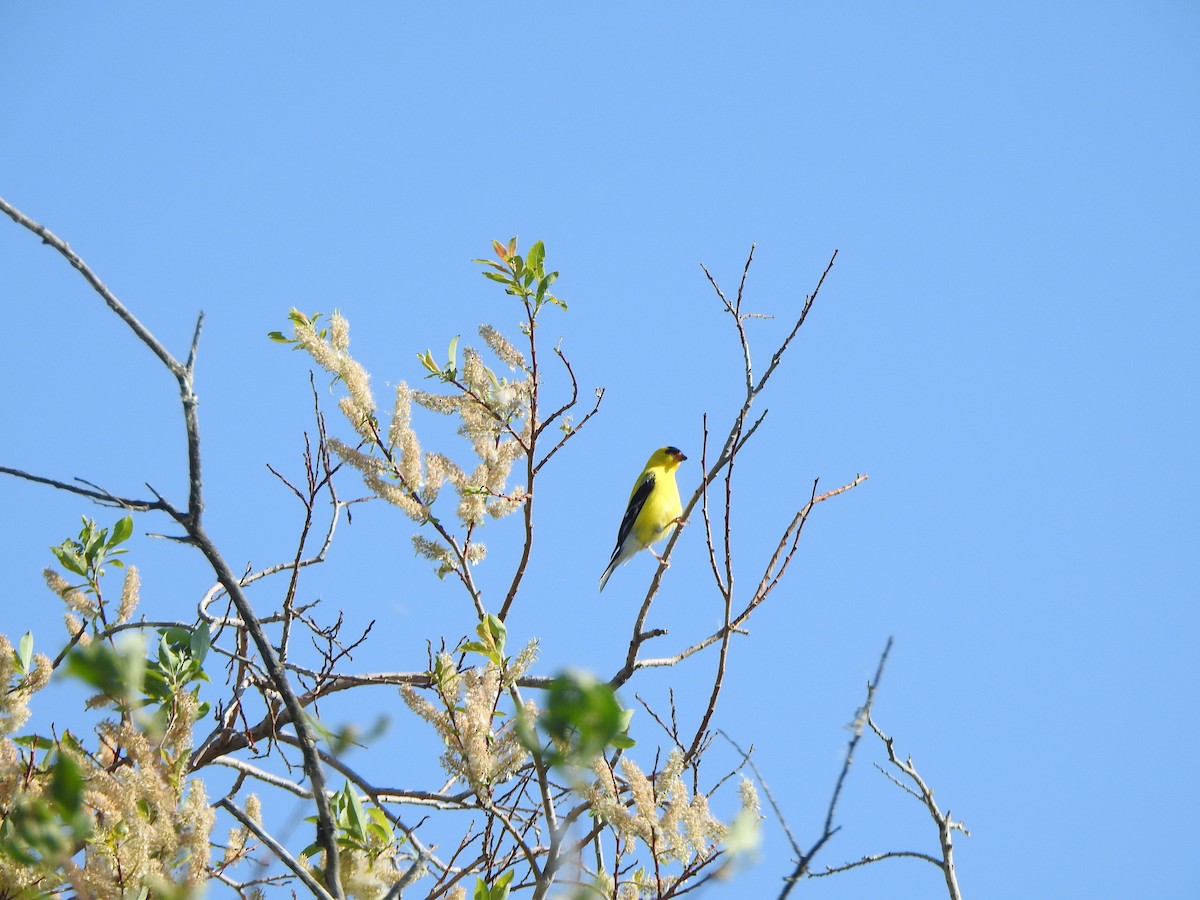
598,558,618,593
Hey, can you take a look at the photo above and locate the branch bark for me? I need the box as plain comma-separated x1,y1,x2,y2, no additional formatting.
1,195,345,897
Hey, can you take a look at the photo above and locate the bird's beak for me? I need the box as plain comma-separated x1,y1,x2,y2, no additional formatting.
677,451,688,462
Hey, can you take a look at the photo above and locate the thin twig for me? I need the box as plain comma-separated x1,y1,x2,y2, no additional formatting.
0,466,164,512
812,849,945,877
211,755,313,798
754,249,837,396
216,797,335,900
1,196,345,896
718,730,799,859
779,637,894,897
867,714,969,900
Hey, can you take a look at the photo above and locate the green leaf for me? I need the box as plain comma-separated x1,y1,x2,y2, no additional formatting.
49,754,84,814
287,309,317,327
190,621,211,665
142,668,170,702
17,632,33,673
526,240,545,275
431,655,458,693
473,873,515,900
84,528,106,562
492,869,515,899
157,635,180,672
479,614,506,654
7,796,69,864
463,614,507,666
472,258,508,272
60,731,85,755
447,335,460,371
12,734,55,751
108,515,133,547
365,807,394,847
298,710,335,747
366,807,392,828
161,627,190,644
725,800,762,856
50,545,87,578
534,670,628,765
344,784,368,842
418,350,441,375
65,635,146,711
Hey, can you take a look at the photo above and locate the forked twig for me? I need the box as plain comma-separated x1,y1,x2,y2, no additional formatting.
779,637,893,897
0,195,345,896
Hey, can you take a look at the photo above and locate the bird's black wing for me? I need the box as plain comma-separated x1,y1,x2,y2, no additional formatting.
609,471,656,561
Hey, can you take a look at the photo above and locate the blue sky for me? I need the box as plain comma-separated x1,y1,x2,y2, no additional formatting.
2,3,1197,897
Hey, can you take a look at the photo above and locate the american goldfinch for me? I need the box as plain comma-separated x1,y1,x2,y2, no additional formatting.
598,446,687,592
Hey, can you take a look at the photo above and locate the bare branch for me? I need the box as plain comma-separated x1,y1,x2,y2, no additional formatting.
531,382,604,478
1,196,345,896
754,249,838,396
192,531,344,892
211,755,313,798
690,246,838,516
812,849,945,877
216,797,335,900
779,637,894,897
719,730,800,858
5,213,878,900
622,247,851,677
867,714,969,900
700,242,757,395
0,196,186,378
0,465,165,512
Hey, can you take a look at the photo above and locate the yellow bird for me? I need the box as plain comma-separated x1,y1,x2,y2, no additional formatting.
599,446,687,592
